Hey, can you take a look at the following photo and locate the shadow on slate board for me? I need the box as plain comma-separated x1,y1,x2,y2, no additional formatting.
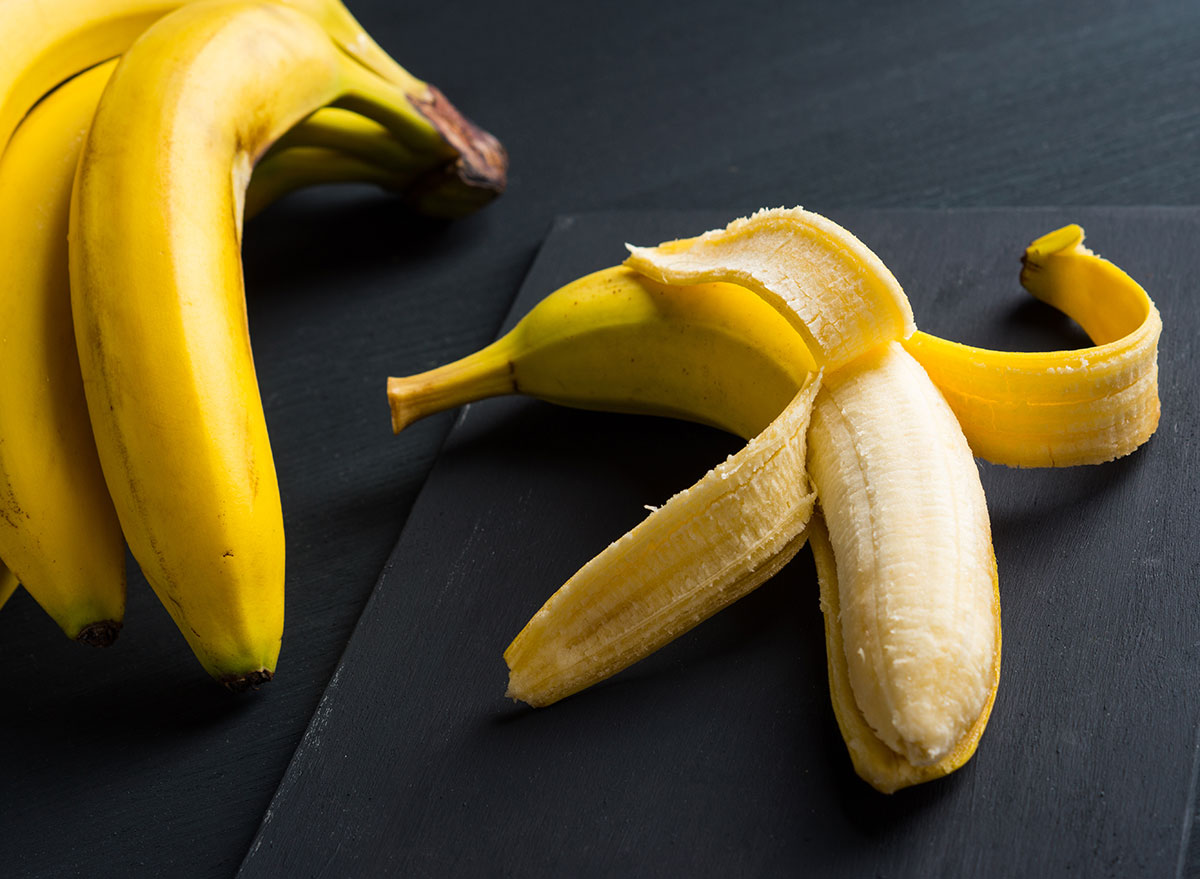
238,208,1200,878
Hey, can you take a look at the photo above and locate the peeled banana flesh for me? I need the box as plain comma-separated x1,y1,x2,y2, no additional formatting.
806,342,999,768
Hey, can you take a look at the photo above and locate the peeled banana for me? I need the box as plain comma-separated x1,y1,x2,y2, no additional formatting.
387,209,1160,792
805,342,999,769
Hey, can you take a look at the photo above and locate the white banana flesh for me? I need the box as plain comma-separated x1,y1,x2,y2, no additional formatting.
807,342,999,766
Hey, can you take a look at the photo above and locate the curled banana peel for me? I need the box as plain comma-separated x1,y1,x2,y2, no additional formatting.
506,375,820,705
625,208,915,371
904,224,1162,467
387,209,1161,792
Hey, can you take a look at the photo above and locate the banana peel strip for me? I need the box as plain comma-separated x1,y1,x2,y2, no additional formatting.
624,207,916,371
904,225,1162,467
505,375,821,707
809,511,1002,794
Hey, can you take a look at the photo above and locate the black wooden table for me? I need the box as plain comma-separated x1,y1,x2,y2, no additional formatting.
3,1,1198,876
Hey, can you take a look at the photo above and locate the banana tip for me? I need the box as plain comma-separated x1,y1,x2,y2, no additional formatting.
74,620,122,648
386,379,415,434
220,669,273,693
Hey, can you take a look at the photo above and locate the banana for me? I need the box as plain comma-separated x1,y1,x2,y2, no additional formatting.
808,511,996,792
804,342,999,768
0,0,504,210
503,208,925,711
67,0,501,686
0,61,126,646
391,231,1160,467
389,266,816,441
0,53,422,648
244,145,412,218
387,209,1159,790
626,211,1000,778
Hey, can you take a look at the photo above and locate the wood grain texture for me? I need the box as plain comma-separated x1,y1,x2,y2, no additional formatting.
237,208,1199,878
1,0,1199,872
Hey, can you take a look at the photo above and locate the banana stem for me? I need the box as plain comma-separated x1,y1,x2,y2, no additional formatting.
387,340,515,433
245,146,415,219
269,107,425,171
335,62,506,217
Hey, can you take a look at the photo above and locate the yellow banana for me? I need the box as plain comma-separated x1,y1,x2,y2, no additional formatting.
68,0,500,686
0,61,126,646
387,209,1159,790
389,266,816,440
245,145,405,217
391,229,1160,466
0,55,425,647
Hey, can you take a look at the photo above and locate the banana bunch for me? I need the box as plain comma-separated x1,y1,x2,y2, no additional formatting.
0,0,505,685
387,209,1161,792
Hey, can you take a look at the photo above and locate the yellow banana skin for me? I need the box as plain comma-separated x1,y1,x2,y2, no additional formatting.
625,209,915,372
0,59,415,647
68,0,481,685
506,377,820,707
0,61,126,646
392,231,1160,468
389,266,816,440
906,225,1162,467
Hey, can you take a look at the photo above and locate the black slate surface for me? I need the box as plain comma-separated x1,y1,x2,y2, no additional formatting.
5,0,1200,874
238,207,1200,878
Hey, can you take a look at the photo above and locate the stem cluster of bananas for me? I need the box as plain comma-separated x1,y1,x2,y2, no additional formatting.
0,0,505,686
387,208,1161,792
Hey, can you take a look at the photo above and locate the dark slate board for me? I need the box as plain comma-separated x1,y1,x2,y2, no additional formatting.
237,208,1200,878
